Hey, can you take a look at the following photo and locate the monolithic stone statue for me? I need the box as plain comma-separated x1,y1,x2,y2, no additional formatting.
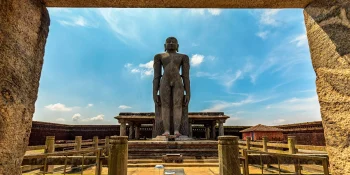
153,37,191,137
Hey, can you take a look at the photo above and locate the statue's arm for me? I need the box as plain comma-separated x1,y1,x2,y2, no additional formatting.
153,54,162,103
182,55,191,98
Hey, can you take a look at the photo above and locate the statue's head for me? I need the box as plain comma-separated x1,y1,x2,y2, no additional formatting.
164,37,179,52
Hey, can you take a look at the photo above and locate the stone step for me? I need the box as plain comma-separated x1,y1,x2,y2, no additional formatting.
127,163,219,167
128,159,219,164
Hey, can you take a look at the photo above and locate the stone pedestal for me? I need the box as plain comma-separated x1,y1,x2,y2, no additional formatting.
218,136,240,175
108,136,128,175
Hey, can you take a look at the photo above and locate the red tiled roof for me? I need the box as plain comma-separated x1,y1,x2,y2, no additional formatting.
240,124,284,132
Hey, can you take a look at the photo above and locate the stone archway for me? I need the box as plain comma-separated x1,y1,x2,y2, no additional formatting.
0,0,349,174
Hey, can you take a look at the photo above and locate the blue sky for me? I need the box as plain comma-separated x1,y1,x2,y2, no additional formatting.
33,8,321,126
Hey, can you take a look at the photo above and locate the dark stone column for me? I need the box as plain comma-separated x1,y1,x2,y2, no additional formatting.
119,119,126,136
135,124,140,140
304,0,350,173
205,125,211,139
0,0,50,174
211,121,216,140
128,122,134,139
218,120,224,136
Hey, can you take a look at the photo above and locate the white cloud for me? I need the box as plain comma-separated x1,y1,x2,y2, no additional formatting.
196,72,218,79
125,60,154,77
124,63,132,68
223,70,242,88
266,96,320,112
131,68,140,73
208,9,222,16
256,31,269,39
190,9,206,15
202,96,270,112
56,118,65,122
87,104,93,107
119,105,132,109
45,103,73,112
190,9,222,16
139,61,154,69
290,34,308,47
98,9,142,44
250,57,276,84
57,16,94,27
191,54,204,66
72,113,81,121
90,114,104,121
259,9,281,26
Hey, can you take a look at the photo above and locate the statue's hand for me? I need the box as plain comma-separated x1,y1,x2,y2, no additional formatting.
184,95,190,106
153,95,161,106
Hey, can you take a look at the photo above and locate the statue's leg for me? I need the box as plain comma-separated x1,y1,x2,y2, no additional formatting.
159,82,171,136
173,83,184,136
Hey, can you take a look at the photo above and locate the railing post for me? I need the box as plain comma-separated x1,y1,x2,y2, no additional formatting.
95,149,102,175
262,136,268,152
72,136,82,169
42,136,55,173
218,136,240,175
246,136,251,150
262,136,270,169
322,158,330,175
243,149,249,175
105,136,110,156
93,136,99,155
108,136,128,175
288,136,301,174
75,136,82,151
288,136,296,154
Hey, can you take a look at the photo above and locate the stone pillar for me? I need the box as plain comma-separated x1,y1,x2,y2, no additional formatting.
218,136,240,175
246,136,251,150
211,121,216,140
262,136,268,152
205,125,211,140
288,136,297,154
135,124,140,140
218,120,224,136
304,1,350,173
108,136,128,175
0,1,50,174
128,122,134,139
189,123,193,138
119,119,126,136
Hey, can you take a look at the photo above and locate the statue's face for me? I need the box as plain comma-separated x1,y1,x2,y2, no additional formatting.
164,37,179,52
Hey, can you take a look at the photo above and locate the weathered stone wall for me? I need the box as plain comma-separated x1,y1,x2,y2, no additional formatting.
304,0,350,174
0,0,49,174
283,132,325,146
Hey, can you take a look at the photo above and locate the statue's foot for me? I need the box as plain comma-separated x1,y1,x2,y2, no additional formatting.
162,132,170,136
174,131,182,137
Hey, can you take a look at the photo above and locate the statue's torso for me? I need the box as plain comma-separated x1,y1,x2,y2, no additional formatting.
159,53,186,86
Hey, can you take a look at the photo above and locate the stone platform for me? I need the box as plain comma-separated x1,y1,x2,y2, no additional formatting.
128,140,218,159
